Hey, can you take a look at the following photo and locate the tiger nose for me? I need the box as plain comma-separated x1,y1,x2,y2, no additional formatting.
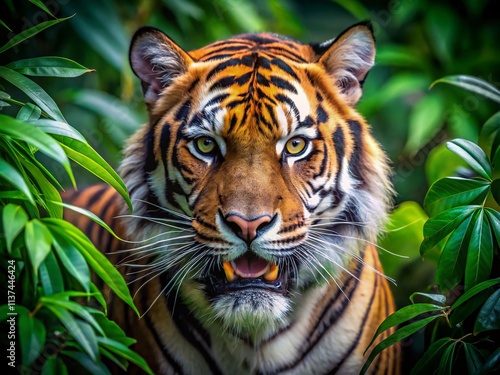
225,214,272,242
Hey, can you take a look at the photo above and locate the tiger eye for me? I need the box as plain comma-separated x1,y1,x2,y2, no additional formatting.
196,137,216,154
285,137,307,155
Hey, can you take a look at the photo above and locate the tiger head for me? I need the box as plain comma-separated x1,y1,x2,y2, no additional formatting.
122,22,392,339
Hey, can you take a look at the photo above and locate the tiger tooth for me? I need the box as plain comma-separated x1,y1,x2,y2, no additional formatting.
222,261,236,282
264,264,279,281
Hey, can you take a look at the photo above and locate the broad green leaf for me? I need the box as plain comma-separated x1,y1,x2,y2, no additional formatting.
7,57,95,78
52,234,90,292
364,303,444,353
431,75,500,104
474,288,500,333
478,347,500,375
99,347,128,371
424,177,490,216
480,111,500,158
24,219,52,276
97,337,154,375
0,16,73,54
93,313,135,347
90,283,107,314
19,313,46,366
39,251,64,295
410,338,453,375
485,209,500,246
2,204,28,253
28,0,56,17
420,206,478,256
450,288,492,327
436,213,474,292
0,157,35,206
465,209,493,290
61,351,110,375
425,143,467,185
447,139,492,180
438,341,457,375
463,343,485,374
361,315,442,375
28,118,86,143
58,139,131,211
0,305,30,322
409,292,447,306
491,180,500,207
491,131,500,166
41,356,68,375
451,278,500,310
43,219,138,316
17,102,41,121
0,115,72,179
45,306,98,361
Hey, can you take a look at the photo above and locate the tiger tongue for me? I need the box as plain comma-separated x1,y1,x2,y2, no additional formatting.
231,253,270,278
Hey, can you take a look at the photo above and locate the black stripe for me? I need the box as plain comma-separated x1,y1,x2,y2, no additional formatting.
235,71,252,85
209,76,235,91
201,45,249,60
333,126,345,170
347,120,365,183
317,104,328,123
297,115,315,129
270,75,297,93
204,93,230,108
175,100,191,122
144,127,158,174
271,57,299,80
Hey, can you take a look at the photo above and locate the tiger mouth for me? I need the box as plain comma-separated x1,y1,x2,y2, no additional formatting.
207,252,289,295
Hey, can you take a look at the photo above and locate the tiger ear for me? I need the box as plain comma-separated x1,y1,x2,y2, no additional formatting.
316,21,375,106
130,27,194,106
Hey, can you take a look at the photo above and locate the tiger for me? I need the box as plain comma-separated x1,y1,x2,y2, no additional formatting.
63,20,400,374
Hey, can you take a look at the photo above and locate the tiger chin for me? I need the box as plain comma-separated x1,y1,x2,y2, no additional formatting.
65,20,400,375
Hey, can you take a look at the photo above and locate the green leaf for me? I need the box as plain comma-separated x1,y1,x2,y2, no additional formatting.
420,206,478,256
480,111,500,158
90,283,107,314
17,102,41,121
41,356,68,375
478,347,500,375
430,75,500,104
28,118,86,143
2,204,28,253
436,213,474,292
463,343,484,374
43,219,138,316
0,115,72,180
424,177,490,216
0,19,12,32
447,139,492,180
28,0,56,17
52,234,90,292
451,278,500,310
93,313,135,347
97,337,154,375
19,313,46,366
364,303,445,354
0,16,73,54
57,138,131,211
410,338,453,375
474,288,500,333
491,180,500,207
61,351,110,375
39,251,64,295
485,208,500,246
45,306,98,361
409,292,447,306
0,157,35,206
0,67,66,122
25,219,52,276
6,57,95,78
451,288,492,326
465,209,493,290
425,143,467,186
438,341,457,375
361,315,442,375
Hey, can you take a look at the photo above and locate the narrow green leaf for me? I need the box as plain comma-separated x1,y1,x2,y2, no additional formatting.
2,204,28,253
465,209,493,290
463,343,485,374
0,67,66,122
364,303,445,354
28,0,56,17
28,118,86,143
0,157,35,206
0,19,12,32
19,313,46,366
17,102,41,121
446,139,492,180
474,288,500,333
57,138,131,211
92,313,135,347
25,219,52,276
478,347,500,375
480,111,500,157
43,219,139,316
97,337,154,375
41,356,68,375
491,131,500,165
361,315,442,375
410,338,453,375
409,293,447,306
90,283,107,314
451,278,500,310
420,206,478,256
0,115,72,179
491,180,500,207
61,351,110,375
39,251,64,295
0,16,73,54
52,234,90,292
485,209,500,246
437,214,474,292
99,346,128,371
7,57,95,78
438,341,457,375
430,75,500,104
424,178,490,216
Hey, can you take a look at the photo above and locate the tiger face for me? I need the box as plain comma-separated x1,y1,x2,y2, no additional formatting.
122,22,392,339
